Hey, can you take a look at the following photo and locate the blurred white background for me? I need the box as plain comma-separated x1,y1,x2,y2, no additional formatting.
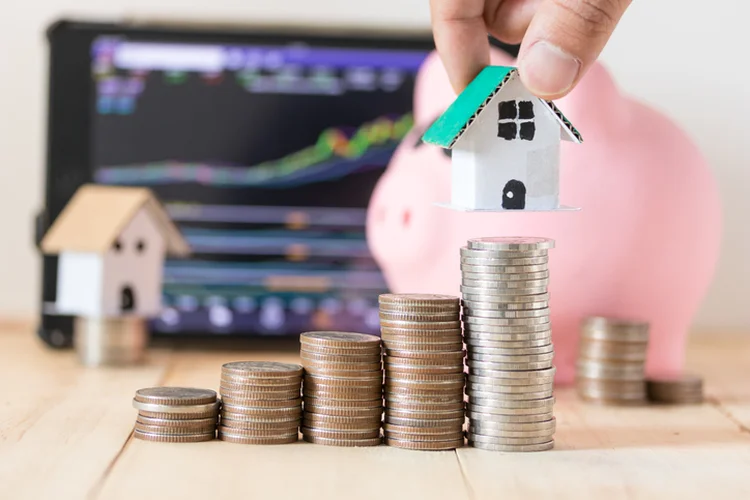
0,0,748,331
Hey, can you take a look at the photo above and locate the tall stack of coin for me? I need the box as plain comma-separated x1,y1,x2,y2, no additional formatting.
576,317,649,405
131,387,219,442
300,332,383,447
646,375,704,405
461,237,557,453
218,361,303,444
379,294,466,451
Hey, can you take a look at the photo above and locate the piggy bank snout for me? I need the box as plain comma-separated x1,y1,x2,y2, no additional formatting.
367,162,446,268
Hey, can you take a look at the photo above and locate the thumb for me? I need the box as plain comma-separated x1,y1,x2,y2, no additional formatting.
517,0,631,99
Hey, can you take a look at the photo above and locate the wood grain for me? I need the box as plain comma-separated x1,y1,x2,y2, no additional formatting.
0,327,748,500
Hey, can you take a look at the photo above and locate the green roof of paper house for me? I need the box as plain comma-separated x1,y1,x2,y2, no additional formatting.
422,66,582,149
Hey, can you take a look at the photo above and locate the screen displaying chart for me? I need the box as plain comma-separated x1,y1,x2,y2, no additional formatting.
89,38,429,336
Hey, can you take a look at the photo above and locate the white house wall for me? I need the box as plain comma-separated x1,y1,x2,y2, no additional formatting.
452,75,561,210
102,208,166,318
56,252,104,317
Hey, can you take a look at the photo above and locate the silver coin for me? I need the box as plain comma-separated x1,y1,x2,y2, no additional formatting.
468,361,555,374
578,347,648,363
467,344,553,356
466,432,552,446
468,425,555,439
460,247,548,259
468,352,554,364
465,337,552,349
467,409,554,423
469,439,554,452
467,389,553,401
576,361,645,379
461,291,549,303
222,361,304,378
385,415,465,427
461,270,550,282
460,264,548,274
463,308,550,319
469,417,555,431
462,275,550,286
469,396,555,409
464,327,551,338
379,319,462,330
467,366,556,380
461,285,548,297
467,374,555,387
466,381,552,394
467,402,554,416
461,256,549,266
462,300,549,312
463,317,550,329
467,237,555,251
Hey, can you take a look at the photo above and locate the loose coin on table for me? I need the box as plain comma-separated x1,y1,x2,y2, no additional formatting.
646,374,704,405
300,331,383,447
132,387,219,442
218,361,303,444
379,293,466,450
461,237,557,452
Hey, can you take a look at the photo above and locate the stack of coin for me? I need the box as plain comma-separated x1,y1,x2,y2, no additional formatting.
380,294,466,451
218,361,303,444
647,375,704,405
576,316,649,405
131,387,219,442
461,237,557,452
300,332,383,447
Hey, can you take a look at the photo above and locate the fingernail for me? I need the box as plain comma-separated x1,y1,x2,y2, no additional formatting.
520,41,580,97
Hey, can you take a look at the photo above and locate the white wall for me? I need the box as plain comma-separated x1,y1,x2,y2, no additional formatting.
1,0,748,331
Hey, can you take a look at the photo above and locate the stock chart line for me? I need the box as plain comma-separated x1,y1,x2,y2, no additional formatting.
95,113,412,188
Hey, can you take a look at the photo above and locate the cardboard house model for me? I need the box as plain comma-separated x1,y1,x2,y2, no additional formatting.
422,65,583,211
40,185,190,318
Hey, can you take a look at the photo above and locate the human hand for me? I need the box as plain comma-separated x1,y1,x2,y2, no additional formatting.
429,0,632,99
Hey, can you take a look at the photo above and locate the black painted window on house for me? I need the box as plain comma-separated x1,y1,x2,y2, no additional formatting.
498,100,535,141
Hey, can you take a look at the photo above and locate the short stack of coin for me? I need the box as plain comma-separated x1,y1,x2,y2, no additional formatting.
218,361,303,444
132,387,219,442
379,294,466,451
461,237,557,453
647,374,704,405
300,332,383,447
576,316,649,405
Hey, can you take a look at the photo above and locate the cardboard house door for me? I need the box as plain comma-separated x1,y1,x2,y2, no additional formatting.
120,285,136,312
502,179,526,209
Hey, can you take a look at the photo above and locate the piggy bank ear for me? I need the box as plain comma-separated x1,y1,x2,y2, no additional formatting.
413,46,517,125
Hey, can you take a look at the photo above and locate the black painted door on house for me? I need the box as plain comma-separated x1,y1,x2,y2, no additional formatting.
502,180,526,209
120,285,136,312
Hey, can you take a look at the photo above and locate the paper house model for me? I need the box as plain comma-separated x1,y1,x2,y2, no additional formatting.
422,66,583,211
40,184,190,318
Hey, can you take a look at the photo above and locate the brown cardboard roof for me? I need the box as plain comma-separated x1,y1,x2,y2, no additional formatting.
40,184,190,256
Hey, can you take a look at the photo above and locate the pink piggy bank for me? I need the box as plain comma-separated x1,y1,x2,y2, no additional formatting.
366,49,722,384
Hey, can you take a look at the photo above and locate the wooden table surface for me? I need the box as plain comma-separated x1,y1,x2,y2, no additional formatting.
1,326,749,500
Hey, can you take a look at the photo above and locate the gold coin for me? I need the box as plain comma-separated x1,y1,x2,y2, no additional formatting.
138,409,219,420
300,345,382,356
302,404,383,418
385,407,464,419
301,427,380,440
383,436,464,450
301,351,382,364
221,404,301,417
220,396,302,408
380,319,461,330
300,331,381,349
133,423,216,435
133,430,215,443
383,423,463,435
218,431,299,445
386,372,466,383
379,311,459,322
216,425,297,438
303,396,382,408
385,401,465,412
219,418,299,431
384,430,465,442
384,349,465,361
303,365,383,377
134,387,217,406
135,416,217,428
385,416,466,427
378,293,460,308
221,361,303,378
302,435,382,447
382,341,464,352
302,388,382,401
